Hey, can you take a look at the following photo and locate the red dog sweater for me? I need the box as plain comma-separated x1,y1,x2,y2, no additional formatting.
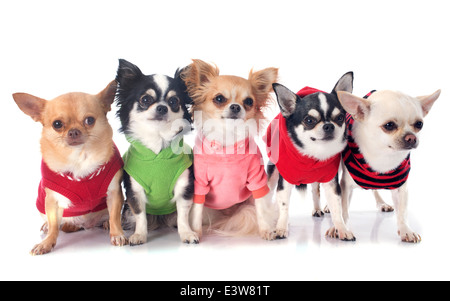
342,112,411,190
265,87,341,185
36,144,124,217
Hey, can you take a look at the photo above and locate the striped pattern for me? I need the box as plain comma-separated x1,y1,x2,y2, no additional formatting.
342,93,411,190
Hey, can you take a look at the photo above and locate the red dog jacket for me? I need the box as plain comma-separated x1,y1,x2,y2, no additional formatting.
36,145,124,217
265,87,341,185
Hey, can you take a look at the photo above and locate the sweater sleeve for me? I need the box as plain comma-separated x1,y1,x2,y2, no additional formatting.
193,155,210,204
246,154,269,199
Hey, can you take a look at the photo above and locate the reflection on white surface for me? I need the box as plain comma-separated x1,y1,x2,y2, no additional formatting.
4,185,446,281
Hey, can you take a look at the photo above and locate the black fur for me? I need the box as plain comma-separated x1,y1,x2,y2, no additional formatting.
115,59,193,135
274,88,348,150
115,59,194,230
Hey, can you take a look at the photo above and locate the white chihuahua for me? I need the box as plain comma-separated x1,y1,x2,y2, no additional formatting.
328,89,440,242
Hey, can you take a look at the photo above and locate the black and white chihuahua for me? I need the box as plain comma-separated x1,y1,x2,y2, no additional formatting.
262,72,355,241
115,59,199,245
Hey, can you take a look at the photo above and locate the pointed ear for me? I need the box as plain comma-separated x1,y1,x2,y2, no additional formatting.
249,67,278,106
174,66,194,106
248,67,279,95
97,80,118,112
417,89,440,117
273,83,298,117
115,59,144,87
332,71,354,94
337,91,370,121
12,93,47,122
185,59,219,87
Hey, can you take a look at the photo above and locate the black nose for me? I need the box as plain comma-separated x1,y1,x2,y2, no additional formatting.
68,128,82,139
230,104,241,113
323,123,335,132
156,105,168,115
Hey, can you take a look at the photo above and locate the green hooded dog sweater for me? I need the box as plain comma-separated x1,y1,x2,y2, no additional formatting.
123,137,193,215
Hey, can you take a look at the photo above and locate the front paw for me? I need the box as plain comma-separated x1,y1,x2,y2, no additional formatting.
312,209,325,217
326,226,356,241
275,227,289,239
30,238,56,256
180,231,200,244
111,234,128,246
260,229,277,241
129,233,147,246
398,228,421,243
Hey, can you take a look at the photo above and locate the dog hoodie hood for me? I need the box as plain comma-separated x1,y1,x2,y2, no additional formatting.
265,87,341,185
37,144,123,217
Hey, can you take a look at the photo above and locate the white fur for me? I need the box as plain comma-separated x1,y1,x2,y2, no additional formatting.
293,122,346,161
128,102,185,154
318,93,328,113
330,89,440,242
153,74,169,94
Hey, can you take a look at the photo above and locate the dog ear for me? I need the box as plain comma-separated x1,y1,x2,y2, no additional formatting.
332,71,354,94
185,59,219,87
417,89,440,117
97,80,118,112
12,93,46,122
249,67,278,107
116,59,144,88
273,83,297,117
337,91,370,121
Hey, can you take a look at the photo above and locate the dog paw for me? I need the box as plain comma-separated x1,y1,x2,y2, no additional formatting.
260,229,277,241
110,234,128,246
380,204,394,212
180,231,200,244
323,205,330,214
312,210,325,217
129,233,147,246
398,229,422,243
326,226,356,241
275,228,289,239
30,239,56,256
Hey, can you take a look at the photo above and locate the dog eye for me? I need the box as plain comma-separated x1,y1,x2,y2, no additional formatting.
168,96,179,108
140,95,154,108
383,121,398,131
414,121,423,130
336,114,344,122
84,117,95,126
52,120,64,131
303,116,317,126
214,94,227,104
244,98,254,107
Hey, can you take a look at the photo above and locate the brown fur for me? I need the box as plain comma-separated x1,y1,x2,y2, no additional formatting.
13,81,128,255
182,59,278,124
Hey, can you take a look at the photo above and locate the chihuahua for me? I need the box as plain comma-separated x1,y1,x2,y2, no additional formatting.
115,59,198,245
13,81,127,255
264,72,355,241
182,59,278,239
333,89,441,242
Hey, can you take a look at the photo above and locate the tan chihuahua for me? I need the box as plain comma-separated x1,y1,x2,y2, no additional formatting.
13,81,128,255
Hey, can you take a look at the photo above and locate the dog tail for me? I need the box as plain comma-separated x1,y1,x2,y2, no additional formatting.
206,196,279,238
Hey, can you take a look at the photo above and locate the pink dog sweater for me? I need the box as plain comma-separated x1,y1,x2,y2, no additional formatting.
193,136,270,209
265,87,341,185
36,145,123,217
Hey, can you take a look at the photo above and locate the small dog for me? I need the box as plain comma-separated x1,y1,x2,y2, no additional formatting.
182,59,278,239
331,89,441,242
13,81,128,255
264,72,355,241
115,59,198,245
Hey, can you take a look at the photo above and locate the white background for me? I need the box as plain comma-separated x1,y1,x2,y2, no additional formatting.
1,0,449,281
